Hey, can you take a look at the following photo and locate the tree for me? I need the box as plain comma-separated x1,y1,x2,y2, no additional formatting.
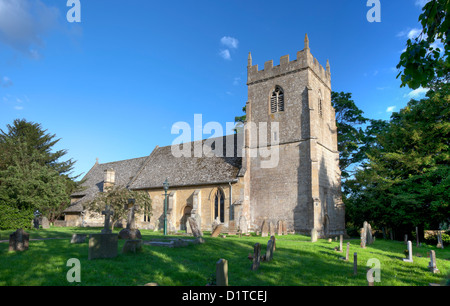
331,92,369,179
87,186,152,231
345,84,450,238
0,119,79,226
396,0,449,90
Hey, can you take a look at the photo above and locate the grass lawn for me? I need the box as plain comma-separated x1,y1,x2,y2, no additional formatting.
0,227,449,286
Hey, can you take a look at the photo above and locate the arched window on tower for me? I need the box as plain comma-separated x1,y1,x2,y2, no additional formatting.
270,86,284,113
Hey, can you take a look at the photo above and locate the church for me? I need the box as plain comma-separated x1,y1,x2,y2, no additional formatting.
64,35,346,237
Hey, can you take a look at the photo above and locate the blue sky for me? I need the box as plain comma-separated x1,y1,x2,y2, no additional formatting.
0,0,432,179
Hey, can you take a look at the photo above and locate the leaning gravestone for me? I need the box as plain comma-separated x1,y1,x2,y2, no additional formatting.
187,217,203,238
261,220,269,237
270,235,276,252
9,229,29,251
311,228,318,242
41,217,50,229
251,243,261,271
211,224,224,238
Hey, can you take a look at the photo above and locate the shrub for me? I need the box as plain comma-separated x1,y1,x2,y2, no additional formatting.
0,203,34,230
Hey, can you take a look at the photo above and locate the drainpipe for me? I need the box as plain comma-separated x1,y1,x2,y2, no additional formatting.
229,181,233,222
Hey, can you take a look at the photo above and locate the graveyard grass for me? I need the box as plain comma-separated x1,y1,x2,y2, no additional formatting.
0,227,449,286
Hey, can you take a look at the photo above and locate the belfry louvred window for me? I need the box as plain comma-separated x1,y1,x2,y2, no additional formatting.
270,86,284,113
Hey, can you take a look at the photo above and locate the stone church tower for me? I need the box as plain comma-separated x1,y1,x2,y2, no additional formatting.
243,34,345,237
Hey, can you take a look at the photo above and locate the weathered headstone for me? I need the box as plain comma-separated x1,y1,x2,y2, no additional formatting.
216,259,228,286
339,234,343,253
277,220,283,236
416,227,420,247
9,229,29,251
360,228,366,248
261,220,268,237
311,228,318,242
428,250,440,274
403,240,413,263
270,235,276,252
436,231,444,249
365,222,373,245
70,234,87,244
282,220,287,235
238,215,248,235
269,222,275,237
353,253,358,275
265,239,275,262
88,233,118,260
187,217,203,238
211,224,224,238
119,202,142,239
122,239,143,254
101,205,114,234
251,243,261,271
345,242,350,261
41,217,50,229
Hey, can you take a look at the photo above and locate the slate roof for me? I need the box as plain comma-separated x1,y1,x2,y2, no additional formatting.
129,134,243,190
65,156,148,212
66,134,243,212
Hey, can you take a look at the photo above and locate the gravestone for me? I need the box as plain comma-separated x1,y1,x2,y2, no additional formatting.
353,253,358,275
9,229,29,251
360,228,366,248
216,259,228,286
187,217,203,238
211,224,224,238
311,228,318,243
416,227,420,247
345,242,350,261
261,220,268,237
41,217,50,229
122,239,143,254
238,215,248,235
70,234,87,244
436,232,444,249
101,205,114,234
277,220,283,236
88,233,118,260
119,202,142,239
364,222,373,245
339,235,343,252
265,239,275,262
428,250,440,274
270,235,276,252
282,220,287,235
403,240,413,263
269,222,275,237
251,243,261,271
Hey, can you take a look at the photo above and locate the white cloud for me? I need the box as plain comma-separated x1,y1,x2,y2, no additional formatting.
233,77,241,86
0,0,61,58
404,87,429,99
1,76,13,88
397,28,422,40
219,49,231,60
220,36,239,49
14,105,24,110
386,106,396,113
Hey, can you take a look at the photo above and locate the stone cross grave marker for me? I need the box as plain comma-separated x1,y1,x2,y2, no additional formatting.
251,243,261,271
428,250,440,273
101,205,114,234
403,240,413,263
216,259,228,286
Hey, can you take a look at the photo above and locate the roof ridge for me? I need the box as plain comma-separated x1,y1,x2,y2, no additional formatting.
127,146,159,189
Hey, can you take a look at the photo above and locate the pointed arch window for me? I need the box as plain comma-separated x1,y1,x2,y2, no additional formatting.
214,189,225,223
270,86,284,113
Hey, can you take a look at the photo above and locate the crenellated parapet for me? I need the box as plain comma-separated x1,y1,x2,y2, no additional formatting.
247,34,331,89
